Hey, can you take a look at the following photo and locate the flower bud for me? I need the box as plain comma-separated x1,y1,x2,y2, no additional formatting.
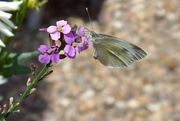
26,78,31,87
2,104,7,114
27,0,48,12
30,88,36,95
9,97,14,108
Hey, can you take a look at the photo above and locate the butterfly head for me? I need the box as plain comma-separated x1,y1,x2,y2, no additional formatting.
90,31,100,42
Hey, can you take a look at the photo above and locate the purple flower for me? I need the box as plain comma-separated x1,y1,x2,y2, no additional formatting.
39,23,90,61
38,45,59,64
63,32,77,59
75,26,90,53
40,20,71,40
63,26,90,60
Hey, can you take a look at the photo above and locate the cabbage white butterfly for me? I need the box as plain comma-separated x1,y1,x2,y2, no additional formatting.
86,8,147,68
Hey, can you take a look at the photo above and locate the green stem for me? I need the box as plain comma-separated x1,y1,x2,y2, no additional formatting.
0,63,51,121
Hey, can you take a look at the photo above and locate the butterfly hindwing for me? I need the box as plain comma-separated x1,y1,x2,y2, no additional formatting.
93,42,128,67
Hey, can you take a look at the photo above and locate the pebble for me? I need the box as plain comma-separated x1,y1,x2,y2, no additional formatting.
80,89,95,100
59,98,71,107
105,96,115,106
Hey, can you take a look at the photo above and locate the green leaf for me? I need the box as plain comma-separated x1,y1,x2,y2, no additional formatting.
16,51,40,64
0,51,40,77
0,65,31,78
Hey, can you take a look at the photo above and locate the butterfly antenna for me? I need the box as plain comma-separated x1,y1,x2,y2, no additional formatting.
86,7,94,31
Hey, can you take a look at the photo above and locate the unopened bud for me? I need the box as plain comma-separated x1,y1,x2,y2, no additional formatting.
2,104,7,114
30,88,36,95
14,109,20,113
9,97,14,109
16,103,20,106
9,97,13,105
26,78,31,86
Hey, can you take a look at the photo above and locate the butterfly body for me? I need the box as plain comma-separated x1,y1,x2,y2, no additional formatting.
90,31,147,68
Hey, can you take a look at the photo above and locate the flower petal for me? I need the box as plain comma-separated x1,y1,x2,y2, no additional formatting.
74,33,82,43
1,17,17,29
38,45,48,53
64,32,74,44
0,75,7,85
83,36,91,45
78,26,85,36
50,52,59,64
0,39,5,47
61,24,71,34
56,20,67,28
38,54,50,64
39,28,47,31
75,44,81,53
81,40,89,51
47,26,57,33
0,1,22,11
64,45,76,59
50,32,60,40
0,22,14,37
51,46,58,51
74,33,80,38
0,10,11,19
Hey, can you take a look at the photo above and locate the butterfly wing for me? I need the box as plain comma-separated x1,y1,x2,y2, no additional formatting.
92,34,147,68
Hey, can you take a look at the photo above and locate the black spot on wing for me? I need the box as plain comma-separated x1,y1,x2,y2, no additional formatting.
132,45,147,60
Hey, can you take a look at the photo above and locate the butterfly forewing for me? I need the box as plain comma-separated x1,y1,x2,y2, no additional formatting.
92,33,147,68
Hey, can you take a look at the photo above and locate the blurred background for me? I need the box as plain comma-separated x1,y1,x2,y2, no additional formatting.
1,0,180,121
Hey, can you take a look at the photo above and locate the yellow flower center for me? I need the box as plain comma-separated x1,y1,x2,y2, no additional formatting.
72,42,76,47
47,49,52,54
57,28,62,32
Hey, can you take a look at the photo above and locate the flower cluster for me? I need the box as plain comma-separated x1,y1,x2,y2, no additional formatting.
0,0,22,47
38,20,90,64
